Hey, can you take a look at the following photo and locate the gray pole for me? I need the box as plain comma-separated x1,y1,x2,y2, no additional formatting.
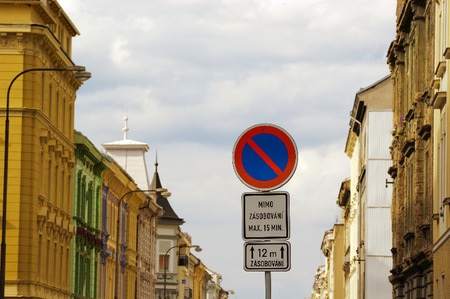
265,271,271,299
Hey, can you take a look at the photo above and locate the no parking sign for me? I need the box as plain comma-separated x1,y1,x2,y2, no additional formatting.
232,124,298,191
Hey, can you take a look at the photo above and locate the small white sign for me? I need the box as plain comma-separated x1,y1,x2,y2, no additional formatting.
242,192,290,240
243,241,291,272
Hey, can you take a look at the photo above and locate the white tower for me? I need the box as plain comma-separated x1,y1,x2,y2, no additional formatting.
102,116,151,189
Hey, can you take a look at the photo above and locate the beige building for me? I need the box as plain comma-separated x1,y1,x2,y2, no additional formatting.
311,265,327,299
320,224,345,299
387,0,435,297
433,0,450,297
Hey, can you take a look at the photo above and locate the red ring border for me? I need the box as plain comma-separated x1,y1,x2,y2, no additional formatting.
232,124,298,191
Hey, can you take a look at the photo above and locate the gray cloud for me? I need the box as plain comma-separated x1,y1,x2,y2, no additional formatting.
60,0,396,297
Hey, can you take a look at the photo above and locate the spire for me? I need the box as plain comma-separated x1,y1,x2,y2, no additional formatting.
149,154,183,224
150,152,162,191
123,116,129,140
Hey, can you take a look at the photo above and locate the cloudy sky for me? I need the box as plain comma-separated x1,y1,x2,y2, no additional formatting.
59,0,396,297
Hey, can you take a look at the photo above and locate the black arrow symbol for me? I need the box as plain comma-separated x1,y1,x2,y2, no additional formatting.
280,246,285,259
250,247,255,259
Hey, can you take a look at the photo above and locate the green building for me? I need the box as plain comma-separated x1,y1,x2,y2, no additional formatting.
71,131,108,298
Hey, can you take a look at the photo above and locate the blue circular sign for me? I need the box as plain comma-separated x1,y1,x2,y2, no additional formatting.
233,124,298,191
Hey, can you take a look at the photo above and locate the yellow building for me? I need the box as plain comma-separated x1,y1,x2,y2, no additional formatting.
0,1,88,298
99,160,151,299
192,254,209,299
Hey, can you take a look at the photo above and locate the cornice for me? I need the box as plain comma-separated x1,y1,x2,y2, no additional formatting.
0,26,82,91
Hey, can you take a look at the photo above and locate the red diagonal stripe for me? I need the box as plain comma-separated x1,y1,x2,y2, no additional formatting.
247,138,283,176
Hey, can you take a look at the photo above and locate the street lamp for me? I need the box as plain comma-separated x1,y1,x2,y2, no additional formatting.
0,65,91,299
114,189,155,299
164,244,202,299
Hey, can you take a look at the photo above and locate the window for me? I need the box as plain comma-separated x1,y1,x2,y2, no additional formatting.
49,83,52,120
60,245,63,287
439,107,447,202
69,104,73,135
41,72,45,111
46,239,50,282
53,242,57,285
48,159,52,201
440,0,448,57
40,150,44,194
54,164,58,206
81,179,86,219
63,97,66,134
159,254,169,270
406,157,415,230
425,151,429,215
87,183,93,224
436,277,440,299
37,234,42,279
438,105,448,235
61,168,65,211
56,90,59,127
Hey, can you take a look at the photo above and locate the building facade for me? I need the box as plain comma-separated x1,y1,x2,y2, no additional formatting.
433,0,450,297
102,118,163,298
0,1,86,297
99,160,152,299
344,75,393,299
320,224,345,299
206,270,227,299
387,0,435,298
311,265,327,299
71,131,108,298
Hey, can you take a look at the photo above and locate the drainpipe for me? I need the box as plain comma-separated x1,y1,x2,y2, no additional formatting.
350,115,363,299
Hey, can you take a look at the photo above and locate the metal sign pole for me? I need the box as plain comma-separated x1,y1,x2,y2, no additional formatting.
265,271,271,299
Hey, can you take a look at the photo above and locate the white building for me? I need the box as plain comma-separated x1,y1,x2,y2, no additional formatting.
344,75,393,299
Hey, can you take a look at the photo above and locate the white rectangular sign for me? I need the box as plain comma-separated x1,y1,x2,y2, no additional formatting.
242,192,290,240
243,241,291,272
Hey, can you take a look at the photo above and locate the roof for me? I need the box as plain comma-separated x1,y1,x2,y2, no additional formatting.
102,139,149,150
150,160,184,225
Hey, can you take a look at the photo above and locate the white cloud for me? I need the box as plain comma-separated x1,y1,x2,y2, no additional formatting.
61,0,397,297
110,36,132,67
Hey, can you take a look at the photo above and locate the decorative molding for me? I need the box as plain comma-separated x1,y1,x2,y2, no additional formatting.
388,166,398,179
403,232,415,241
443,197,450,205
40,129,49,143
401,139,415,157
37,206,48,223
444,47,450,59
436,60,446,78
418,124,431,140
405,108,415,121
419,224,430,234
432,91,446,109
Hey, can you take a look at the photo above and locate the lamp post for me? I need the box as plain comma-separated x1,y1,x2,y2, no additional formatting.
0,65,91,299
114,189,156,299
163,244,202,299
